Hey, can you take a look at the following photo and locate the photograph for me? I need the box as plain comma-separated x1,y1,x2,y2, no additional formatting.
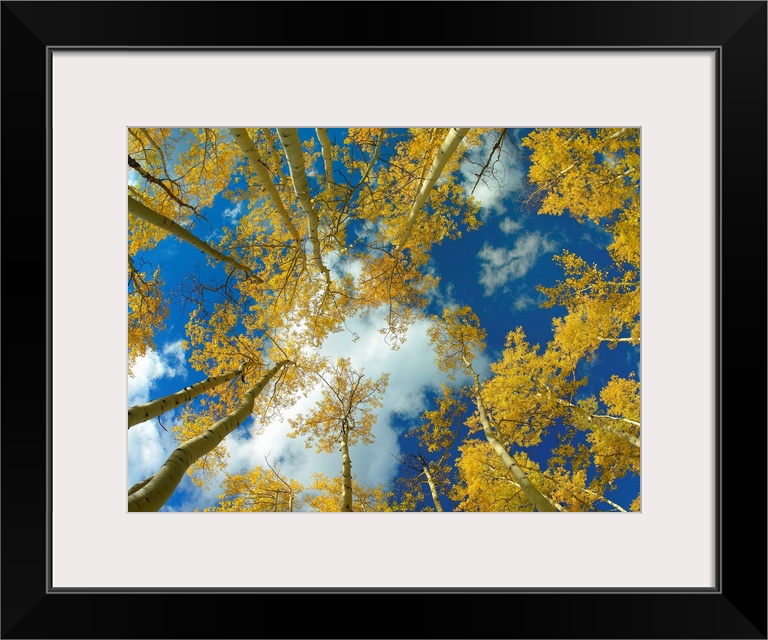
2,0,764,637
127,127,641,514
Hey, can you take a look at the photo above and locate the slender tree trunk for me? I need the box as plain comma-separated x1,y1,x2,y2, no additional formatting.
276,128,332,286
340,428,353,512
558,163,576,177
598,336,636,345
538,128,634,190
128,196,262,282
229,128,302,244
606,127,629,141
128,365,247,429
128,360,291,512
467,365,558,512
263,128,288,181
396,127,470,251
557,398,640,447
600,167,636,186
584,488,628,512
591,416,640,445
422,463,444,512
315,128,334,187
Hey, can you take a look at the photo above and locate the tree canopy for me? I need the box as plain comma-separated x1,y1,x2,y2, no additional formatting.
127,127,640,513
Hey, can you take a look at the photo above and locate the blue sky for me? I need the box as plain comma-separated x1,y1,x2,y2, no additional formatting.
127,127,640,512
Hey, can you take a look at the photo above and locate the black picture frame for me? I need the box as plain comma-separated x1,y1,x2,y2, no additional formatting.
2,2,765,638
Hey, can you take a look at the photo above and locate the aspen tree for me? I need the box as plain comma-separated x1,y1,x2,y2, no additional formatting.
128,360,292,512
287,358,388,512
428,307,558,512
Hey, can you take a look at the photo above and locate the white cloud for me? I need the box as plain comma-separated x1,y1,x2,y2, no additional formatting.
127,296,494,511
127,341,187,487
164,475,227,512
580,222,612,250
600,150,619,169
426,278,458,312
327,249,364,283
460,130,525,219
127,419,174,487
512,293,537,312
222,201,244,223
128,340,186,406
499,217,523,235
477,232,558,296
219,307,481,508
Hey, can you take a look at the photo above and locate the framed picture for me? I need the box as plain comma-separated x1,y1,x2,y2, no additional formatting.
3,1,765,638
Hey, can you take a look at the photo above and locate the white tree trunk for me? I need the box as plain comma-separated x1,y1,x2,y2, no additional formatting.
276,128,332,286
422,463,444,512
315,128,334,187
598,336,636,345
263,128,288,181
128,366,246,429
468,366,558,512
606,127,629,141
396,127,470,251
229,128,302,244
340,428,353,512
128,196,261,282
584,488,628,512
128,360,291,512
557,398,640,447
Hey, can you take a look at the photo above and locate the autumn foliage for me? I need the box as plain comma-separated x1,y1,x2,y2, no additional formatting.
128,127,640,512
